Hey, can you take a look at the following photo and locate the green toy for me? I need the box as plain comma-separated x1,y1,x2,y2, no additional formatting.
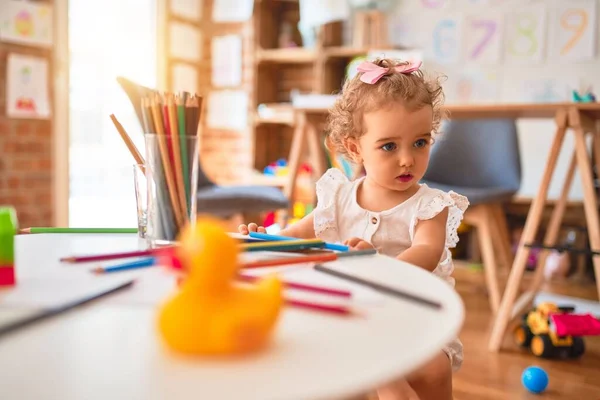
0,206,18,286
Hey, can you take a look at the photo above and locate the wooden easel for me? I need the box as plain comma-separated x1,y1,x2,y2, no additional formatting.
488,106,600,352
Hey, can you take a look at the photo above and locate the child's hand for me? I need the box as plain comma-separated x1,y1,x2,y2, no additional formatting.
344,237,374,251
238,223,266,235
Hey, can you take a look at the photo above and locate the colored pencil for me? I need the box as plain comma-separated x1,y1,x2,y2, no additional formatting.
109,114,145,172
20,227,138,234
237,273,352,298
0,280,135,338
176,95,190,214
91,257,156,274
150,93,184,228
241,248,376,269
248,232,350,252
60,247,172,263
285,298,354,316
140,91,203,242
314,264,443,310
241,239,326,252
167,93,187,216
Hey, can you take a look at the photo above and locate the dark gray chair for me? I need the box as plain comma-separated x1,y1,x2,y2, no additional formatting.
116,77,289,218
421,118,522,314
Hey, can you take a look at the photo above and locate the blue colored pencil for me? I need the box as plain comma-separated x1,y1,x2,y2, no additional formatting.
92,257,156,274
241,239,326,252
248,232,349,252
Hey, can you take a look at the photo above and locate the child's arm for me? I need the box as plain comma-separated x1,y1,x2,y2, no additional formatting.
238,212,316,239
397,208,448,272
278,212,315,239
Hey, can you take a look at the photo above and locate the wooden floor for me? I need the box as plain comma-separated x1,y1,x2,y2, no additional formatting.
452,265,600,399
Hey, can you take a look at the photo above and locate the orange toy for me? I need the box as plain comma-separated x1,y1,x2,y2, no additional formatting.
157,216,284,355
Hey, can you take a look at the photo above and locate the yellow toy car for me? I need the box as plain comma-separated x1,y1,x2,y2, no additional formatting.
514,302,589,359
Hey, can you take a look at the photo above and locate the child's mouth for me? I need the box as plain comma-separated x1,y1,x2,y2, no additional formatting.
396,174,413,183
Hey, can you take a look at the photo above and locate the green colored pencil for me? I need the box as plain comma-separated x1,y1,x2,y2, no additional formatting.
177,98,190,215
20,227,138,234
240,239,326,252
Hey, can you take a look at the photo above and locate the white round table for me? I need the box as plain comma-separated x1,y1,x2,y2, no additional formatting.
0,234,464,400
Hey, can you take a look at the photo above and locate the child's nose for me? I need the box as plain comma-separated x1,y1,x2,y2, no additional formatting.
398,149,414,167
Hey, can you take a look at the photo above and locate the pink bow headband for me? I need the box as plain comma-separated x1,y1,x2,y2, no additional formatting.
357,60,422,84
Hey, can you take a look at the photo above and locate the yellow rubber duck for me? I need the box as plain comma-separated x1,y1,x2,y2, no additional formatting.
158,216,284,355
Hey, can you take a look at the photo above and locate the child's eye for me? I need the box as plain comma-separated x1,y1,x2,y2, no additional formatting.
414,139,429,148
381,142,397,152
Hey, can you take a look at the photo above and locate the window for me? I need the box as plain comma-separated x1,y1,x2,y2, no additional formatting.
68,0,157,227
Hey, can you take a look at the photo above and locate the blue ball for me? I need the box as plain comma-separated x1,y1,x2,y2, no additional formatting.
276,158,287,167
522,366,549,393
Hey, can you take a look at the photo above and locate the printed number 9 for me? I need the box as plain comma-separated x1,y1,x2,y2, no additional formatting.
561,9,588,55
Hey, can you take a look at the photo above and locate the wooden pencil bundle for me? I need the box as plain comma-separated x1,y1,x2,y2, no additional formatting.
139,91,204,242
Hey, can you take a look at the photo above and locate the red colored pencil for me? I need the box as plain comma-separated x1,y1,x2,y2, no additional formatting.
60,247,173,263
240,248,376,270
285,298,354,316
237,273,351,298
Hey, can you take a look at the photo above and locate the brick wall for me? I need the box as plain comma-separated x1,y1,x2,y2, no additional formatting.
0,14,54,228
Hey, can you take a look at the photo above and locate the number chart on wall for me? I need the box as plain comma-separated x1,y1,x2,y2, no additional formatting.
391,0,599,104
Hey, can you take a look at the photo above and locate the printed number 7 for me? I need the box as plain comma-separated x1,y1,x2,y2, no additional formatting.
470,19,497,59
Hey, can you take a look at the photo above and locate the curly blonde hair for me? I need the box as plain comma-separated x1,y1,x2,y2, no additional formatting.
327,58,447,160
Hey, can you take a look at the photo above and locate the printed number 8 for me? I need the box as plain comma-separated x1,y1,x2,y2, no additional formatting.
509,13,537,57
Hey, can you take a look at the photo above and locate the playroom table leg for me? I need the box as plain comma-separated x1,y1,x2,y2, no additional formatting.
488,109,568,352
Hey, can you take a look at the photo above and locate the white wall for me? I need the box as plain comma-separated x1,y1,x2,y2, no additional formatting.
385,0,599,200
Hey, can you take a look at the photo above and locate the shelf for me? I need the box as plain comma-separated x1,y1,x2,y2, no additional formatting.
255,103,295,126
256,48,316,63
324,47,369,59
254,113,295,126
249,172,288,187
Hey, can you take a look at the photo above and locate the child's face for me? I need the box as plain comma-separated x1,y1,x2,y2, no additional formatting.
349,102,433,192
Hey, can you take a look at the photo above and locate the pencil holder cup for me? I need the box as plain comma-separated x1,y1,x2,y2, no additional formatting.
144,133,200,247
133,164,148,239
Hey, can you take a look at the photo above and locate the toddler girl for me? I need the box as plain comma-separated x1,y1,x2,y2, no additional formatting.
239,58,468,400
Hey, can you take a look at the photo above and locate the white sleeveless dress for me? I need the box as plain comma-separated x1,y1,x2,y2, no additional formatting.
313,168,469,371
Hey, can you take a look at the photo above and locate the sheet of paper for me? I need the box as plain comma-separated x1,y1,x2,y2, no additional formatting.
170,0,202,21
171,63,198,93
426,15,463,64
520,77,580,103
212,0,253,22
212,35,242,88
0,275,134,308
504,4,547,64
446,68,500,104
169,22,201,62
420,0,453,10
464,14,503,64
6,53,51,119
548,0,596,61
207,90,248,130
389,13,429,49
0,0,53,47
299,0,350,28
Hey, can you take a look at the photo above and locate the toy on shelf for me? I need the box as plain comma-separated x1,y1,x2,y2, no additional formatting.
263,158,289,177
572,86,596,103
514,302,600,359
157,217,284,355
0,206,18,286
289,202,314,225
